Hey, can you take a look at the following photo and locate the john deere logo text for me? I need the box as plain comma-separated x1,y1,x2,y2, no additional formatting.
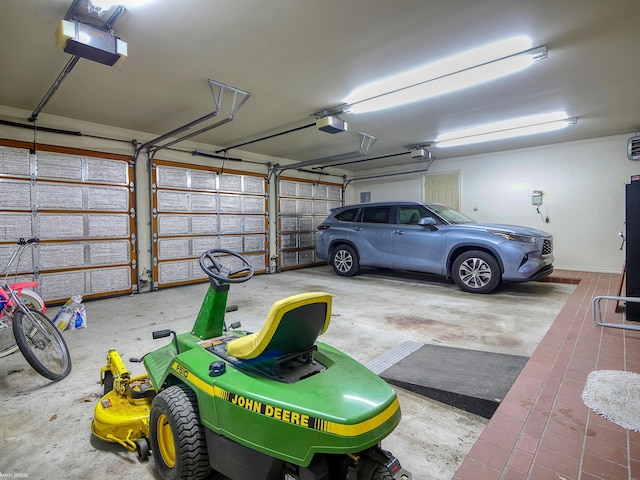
215,388,333,431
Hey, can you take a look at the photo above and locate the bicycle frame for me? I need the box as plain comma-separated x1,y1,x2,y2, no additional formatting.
0,281,46,318
0,238,46,351
0,237,46,317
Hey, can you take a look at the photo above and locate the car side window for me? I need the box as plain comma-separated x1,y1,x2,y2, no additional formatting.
398,206,436,225
335,208,359,222
361,206,391,224
398,207,420,225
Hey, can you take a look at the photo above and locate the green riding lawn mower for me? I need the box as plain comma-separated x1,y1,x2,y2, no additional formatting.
92,249,412,480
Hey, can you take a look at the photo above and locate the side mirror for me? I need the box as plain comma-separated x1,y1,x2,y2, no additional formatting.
418,217,438,230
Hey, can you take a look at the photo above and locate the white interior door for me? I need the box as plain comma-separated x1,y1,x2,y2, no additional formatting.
424,172,460,209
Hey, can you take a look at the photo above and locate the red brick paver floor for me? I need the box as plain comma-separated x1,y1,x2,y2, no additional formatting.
454,270,640,480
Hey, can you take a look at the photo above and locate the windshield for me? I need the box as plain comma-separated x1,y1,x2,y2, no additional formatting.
428,204,476,224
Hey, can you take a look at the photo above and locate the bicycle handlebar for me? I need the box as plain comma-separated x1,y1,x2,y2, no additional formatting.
17,238,39,245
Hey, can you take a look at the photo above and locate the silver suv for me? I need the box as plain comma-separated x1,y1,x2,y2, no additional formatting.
315,201,554,294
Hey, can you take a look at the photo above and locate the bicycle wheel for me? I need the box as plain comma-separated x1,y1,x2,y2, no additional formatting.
12,309,72,381
0,292,45,358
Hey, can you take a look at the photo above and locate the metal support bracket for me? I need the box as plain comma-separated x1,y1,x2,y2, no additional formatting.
134,79,251,163
592,295,640,330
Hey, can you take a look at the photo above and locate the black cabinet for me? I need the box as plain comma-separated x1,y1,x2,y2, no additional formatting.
627,179,640,320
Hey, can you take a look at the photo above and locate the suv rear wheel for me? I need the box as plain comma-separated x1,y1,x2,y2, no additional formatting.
331,245,360,277
452,250,500,293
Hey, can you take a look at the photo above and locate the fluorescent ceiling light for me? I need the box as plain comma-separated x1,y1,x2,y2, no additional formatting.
434,112,577,148
90,0,154,9
345,36,547,114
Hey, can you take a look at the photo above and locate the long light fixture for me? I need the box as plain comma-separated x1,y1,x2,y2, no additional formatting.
434,112,577,148
345,36,547,114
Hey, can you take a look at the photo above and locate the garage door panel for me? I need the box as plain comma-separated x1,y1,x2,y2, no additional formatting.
88,241,130,265
39,243,86,269
191,236,219,254
37,184,84,209
157,190,191,211
0,213,33,241
86,156,129,184
219,173,243,192
158,259,210,284
243,216,266,232
191,192,217,211
190,170,216,190
277,177,343,270
153,161,267,289
0,244,35,273
36,152,83,180
243,176,265,194
0,180,32,209
88,214,130,238
191,215,219,234
90,266,130,293
158,260,191,284
40,271,85,300
86,185,129,210
156,166,190,188
38,214,85,239
158,237,191,260
0,143,135,302
0,147,30,175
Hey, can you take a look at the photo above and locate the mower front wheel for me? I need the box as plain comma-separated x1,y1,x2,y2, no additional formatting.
149,384,210,480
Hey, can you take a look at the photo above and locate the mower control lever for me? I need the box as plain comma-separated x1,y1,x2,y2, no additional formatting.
152,329,171,339
152,329,180,354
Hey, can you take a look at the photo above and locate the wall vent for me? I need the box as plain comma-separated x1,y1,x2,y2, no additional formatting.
628,135,640,160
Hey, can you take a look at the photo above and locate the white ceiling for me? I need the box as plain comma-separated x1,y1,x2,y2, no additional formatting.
1,0,639,172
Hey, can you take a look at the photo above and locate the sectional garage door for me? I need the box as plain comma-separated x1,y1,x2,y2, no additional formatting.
277,177,343,270
152,160,267,288
0,141,135,303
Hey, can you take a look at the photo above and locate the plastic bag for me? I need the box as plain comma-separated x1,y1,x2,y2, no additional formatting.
68,304,87,330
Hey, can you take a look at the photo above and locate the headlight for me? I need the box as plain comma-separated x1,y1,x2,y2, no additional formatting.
489,230,538,243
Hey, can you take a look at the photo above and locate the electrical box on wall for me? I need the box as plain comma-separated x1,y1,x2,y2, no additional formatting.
532,190,543,206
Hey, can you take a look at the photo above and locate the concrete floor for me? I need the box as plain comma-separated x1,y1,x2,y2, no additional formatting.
0,265,576,480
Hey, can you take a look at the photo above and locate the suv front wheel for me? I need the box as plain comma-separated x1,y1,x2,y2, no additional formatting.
452,250,501,294
331,245,360,277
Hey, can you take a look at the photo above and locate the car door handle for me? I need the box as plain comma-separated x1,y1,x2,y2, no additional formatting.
393,230,406,235
352,226,363,231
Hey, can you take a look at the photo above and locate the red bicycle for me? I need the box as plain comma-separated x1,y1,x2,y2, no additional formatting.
0,238,71,381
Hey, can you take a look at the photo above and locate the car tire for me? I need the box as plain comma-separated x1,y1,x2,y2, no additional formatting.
331,245,360,277
452,250,501,294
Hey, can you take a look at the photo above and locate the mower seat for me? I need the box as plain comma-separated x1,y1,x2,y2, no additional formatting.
226,292,332,361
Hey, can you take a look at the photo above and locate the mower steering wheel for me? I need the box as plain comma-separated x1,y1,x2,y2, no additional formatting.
199,249,254,284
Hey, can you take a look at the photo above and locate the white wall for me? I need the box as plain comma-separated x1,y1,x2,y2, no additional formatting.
350,134,638,273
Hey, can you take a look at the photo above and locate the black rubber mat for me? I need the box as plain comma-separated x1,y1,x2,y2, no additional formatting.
379,344,529,418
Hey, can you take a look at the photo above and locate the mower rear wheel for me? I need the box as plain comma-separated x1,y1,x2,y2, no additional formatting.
149,384,210,480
